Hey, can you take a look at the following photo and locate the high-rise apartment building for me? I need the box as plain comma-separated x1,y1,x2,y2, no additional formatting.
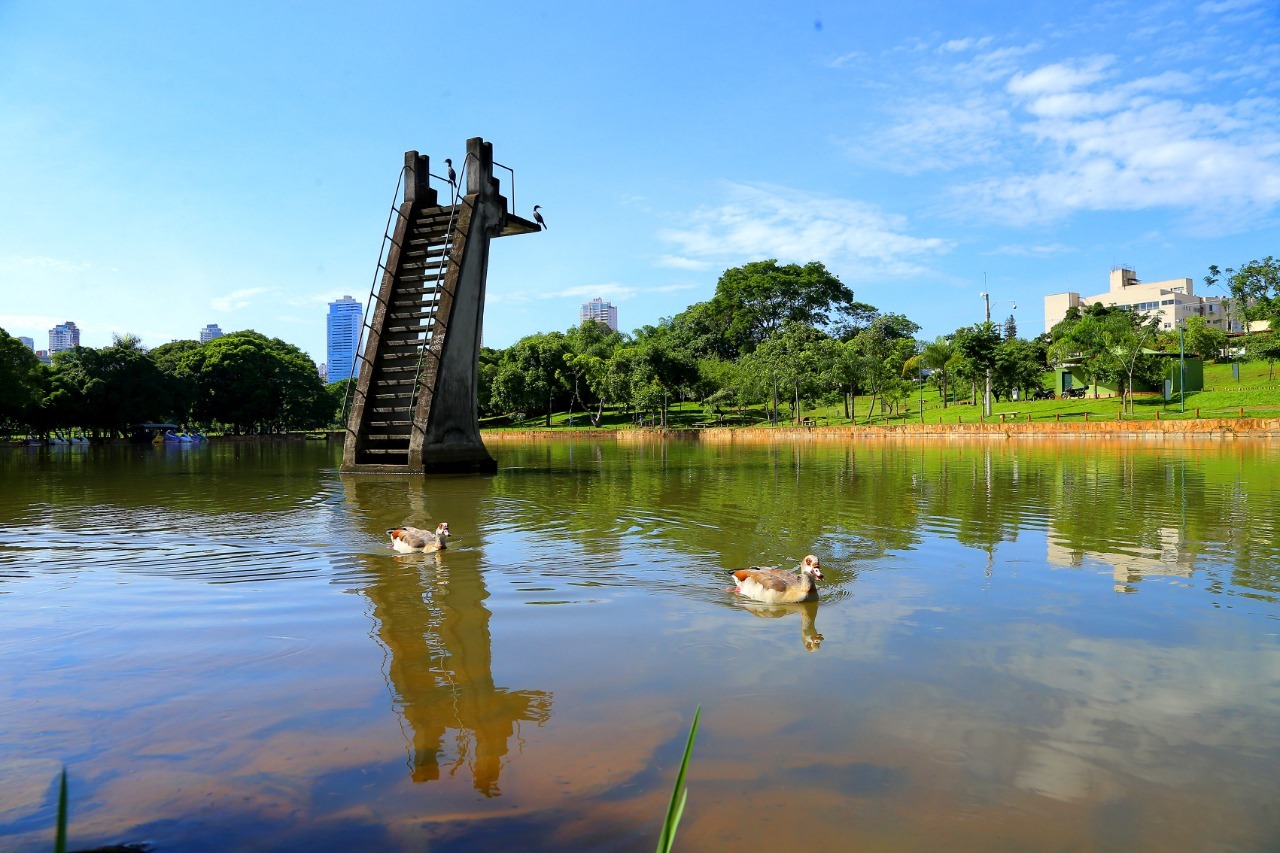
200,323,224,343
48,321,80,353
326,296,363,383
580,297,618,331
18,336,34,351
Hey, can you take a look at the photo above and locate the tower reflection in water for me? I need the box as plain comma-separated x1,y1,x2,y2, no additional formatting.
342,476,551,796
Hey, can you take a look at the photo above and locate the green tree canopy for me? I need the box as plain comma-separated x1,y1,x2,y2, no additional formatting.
0,327,44,433
707,260,855,354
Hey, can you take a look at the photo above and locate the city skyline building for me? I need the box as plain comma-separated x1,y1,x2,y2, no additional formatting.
48,321,80,353
326,295,363,383
18,336,34,351
580,297,618,332
199,323,224,343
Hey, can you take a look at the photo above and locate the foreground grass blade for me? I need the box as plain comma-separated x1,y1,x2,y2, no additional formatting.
56,767,67,853
657,705,701,853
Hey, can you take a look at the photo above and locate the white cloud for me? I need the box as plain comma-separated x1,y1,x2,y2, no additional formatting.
826,51,864,70
1007,57,1114,97
490,283,644,306
986,243,1074,257
211,287,271,312
0,313,62,334
854,96,1011,174
1196,0,1269,19
538,283,637,302
654,254,711,271
0,255,93,273
847,28,1280,228
659,183,951,279
283,292,363,308
939,36,994,54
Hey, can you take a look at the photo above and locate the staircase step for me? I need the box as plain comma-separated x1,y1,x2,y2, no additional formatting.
362,433,410,442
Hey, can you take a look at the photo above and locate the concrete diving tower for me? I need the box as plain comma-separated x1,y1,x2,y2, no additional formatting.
342,138,540,473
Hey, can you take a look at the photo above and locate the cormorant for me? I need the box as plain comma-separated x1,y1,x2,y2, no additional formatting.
533,205,547,230
445,158,456,190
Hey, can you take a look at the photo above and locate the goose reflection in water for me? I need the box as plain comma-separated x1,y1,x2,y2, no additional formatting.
343,477,552,796
739,600,825,652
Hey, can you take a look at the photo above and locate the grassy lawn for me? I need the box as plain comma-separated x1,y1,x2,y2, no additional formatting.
481,360,1280,430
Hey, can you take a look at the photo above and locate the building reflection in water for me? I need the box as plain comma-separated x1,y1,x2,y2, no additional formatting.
341,476,551,796
1047,526,1193,593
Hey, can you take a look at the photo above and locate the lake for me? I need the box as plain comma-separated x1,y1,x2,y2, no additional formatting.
2,437,1278,851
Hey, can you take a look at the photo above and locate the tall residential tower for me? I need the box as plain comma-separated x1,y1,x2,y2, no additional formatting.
48,321,80,353
580,297,618,331
327,296,363,383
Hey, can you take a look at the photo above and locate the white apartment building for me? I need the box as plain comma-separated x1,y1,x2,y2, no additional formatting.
580,297,618,331
1044,268,1240,335
200,323,224,343
48,321,80,353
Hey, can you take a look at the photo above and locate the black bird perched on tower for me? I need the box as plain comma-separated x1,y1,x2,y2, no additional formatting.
445,158,456,190
533,205,547,230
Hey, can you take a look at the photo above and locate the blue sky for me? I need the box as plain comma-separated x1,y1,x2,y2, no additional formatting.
1,1,1277,365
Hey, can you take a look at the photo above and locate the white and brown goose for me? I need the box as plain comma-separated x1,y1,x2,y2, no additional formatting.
386,522,451,554
728,555,823,604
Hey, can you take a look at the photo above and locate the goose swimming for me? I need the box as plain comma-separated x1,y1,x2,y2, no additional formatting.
728,555,822,604
386,522,451,553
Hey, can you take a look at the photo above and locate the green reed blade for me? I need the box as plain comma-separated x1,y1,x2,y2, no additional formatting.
55,767,67,853
657,705,700,853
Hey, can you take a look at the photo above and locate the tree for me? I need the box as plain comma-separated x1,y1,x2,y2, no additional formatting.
189,331,332,433
1246,331,1280,380
952,323,1002,410
1168,315,1227,362
707,260,855,354
992,337,1048,402
46,334,170,437
150,339,204,425
1086,309,1163,412
627,325,698,426
850,315,920,422
1204,264,1239,334
1048,304,1119,399
1002,314,1018,341
491,332,568,426
753,322,831,423
0,327,44,433
561,320,623,425
1228,256,1280,329
904,336,955,408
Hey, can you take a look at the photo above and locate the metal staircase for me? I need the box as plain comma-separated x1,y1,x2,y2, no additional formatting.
341,139,540,474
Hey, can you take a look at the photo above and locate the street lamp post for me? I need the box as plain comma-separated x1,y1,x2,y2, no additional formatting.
978,290,1016,418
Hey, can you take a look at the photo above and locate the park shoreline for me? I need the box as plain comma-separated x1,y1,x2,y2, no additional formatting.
482,417,1280,441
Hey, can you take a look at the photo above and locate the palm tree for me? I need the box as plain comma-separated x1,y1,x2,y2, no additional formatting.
905,336,955,408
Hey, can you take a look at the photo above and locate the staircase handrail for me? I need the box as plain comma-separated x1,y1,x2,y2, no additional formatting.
339,165,412,431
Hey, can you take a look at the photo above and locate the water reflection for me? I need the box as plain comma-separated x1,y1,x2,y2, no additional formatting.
340,476,551,796
737,600,824,651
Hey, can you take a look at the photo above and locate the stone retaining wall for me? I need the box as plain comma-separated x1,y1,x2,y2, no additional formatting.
482,418,1280,443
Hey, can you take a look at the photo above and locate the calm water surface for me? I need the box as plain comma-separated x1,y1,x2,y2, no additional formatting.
1,437,1278,851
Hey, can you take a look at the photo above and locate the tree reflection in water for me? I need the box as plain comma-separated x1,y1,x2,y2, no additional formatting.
343,476,551,797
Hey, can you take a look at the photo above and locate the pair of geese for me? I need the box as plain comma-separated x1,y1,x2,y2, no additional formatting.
385,522,823,604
